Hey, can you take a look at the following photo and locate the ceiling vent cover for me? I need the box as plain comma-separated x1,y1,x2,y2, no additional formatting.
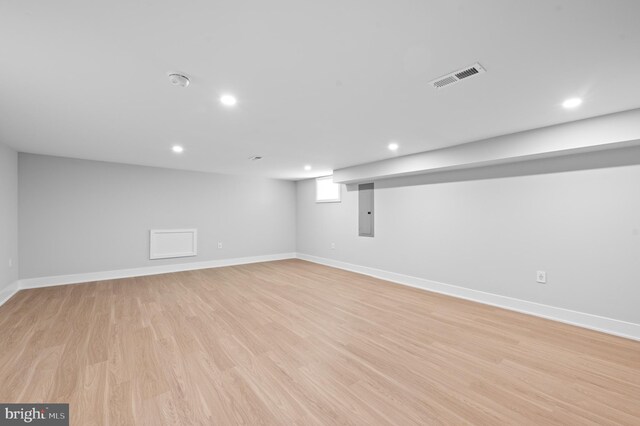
429,62,485,89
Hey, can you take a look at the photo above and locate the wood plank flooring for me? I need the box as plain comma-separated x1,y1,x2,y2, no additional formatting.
1,259,639,425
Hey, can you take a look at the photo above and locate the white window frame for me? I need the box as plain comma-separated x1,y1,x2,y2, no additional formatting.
315,175,341,203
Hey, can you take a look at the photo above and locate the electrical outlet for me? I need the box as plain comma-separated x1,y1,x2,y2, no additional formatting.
330,242,335,249
536,270,547,284
217,242,223,249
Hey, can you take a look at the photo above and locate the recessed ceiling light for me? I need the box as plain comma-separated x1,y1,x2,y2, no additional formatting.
388,142,399,151
562,97,582,109
220,94,237,107
172,145,184,153
304,165,312,171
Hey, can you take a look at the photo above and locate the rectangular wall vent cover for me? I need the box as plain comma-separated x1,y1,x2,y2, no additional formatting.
429,62,486,89
150,229,198,260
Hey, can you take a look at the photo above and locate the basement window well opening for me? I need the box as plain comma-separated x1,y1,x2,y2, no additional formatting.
316,176,341,203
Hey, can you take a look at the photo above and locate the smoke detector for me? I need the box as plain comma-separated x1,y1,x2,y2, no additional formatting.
168,73,190,87
249,155,263,161
429,62,486,89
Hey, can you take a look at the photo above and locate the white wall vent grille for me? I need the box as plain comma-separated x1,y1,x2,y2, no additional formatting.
429,62,486,89
150,229,197,260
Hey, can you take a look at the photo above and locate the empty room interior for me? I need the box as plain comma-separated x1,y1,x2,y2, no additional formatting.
1,0,640,424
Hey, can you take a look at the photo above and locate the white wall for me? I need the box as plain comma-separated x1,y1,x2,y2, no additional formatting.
19,153,296,279
0,143,18,293
297,146,640,325
12,146,640,330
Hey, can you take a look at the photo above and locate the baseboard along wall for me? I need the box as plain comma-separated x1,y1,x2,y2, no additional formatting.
2,252,638,341
0,280,20,308
295,253,640,342
18,253,297,289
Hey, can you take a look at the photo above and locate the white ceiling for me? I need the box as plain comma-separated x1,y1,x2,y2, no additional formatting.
1,0,640,180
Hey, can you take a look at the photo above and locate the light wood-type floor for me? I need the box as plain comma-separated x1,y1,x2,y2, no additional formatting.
1,260,639,425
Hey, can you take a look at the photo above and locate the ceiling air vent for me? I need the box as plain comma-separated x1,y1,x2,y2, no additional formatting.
429,62,486,89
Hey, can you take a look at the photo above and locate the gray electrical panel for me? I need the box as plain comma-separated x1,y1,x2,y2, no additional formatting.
358,183,374,237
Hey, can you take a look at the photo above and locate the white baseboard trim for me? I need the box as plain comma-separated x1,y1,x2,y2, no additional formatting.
9,252,640,341
295,253,640,342
0,281,20,307
19,253,297,290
